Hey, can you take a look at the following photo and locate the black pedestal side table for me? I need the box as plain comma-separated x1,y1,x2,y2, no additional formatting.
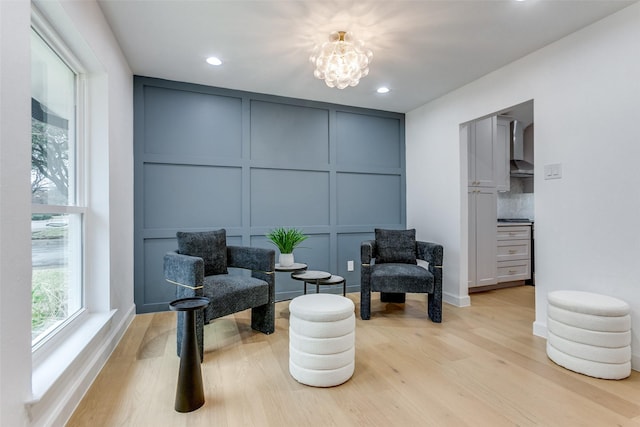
169,296,210,413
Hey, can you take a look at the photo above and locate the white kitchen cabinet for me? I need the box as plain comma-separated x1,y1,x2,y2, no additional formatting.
497,239,530,261
497,225,530,240
468,116,496,187
496,224,531,282
468,187,497,288
467,114,510,289
496,259,530,282
495,117,510,192
468,116,510,190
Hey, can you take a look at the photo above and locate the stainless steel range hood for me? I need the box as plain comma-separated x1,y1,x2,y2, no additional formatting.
510,120,534,177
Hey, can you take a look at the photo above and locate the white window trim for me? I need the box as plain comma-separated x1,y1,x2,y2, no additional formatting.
30,6,88,360
26,6,125,423
31,205,86,215
31,9,85,76
30,310,116,403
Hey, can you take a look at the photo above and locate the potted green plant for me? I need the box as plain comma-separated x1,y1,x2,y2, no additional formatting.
266,227,307,267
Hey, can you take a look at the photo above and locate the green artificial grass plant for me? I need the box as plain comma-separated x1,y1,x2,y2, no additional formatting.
266,227,307,254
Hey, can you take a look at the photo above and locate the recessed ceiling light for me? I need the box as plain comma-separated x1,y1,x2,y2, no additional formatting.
206,56,222,66
376,86,390,94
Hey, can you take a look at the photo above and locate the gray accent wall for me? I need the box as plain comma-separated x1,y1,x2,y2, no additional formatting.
134,76,406,313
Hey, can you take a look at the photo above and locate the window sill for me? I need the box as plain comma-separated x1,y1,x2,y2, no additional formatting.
29,309,116,404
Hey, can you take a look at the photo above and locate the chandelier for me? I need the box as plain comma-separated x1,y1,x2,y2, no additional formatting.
310,31,373,89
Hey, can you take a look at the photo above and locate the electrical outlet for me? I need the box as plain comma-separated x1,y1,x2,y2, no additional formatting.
347,260,354,271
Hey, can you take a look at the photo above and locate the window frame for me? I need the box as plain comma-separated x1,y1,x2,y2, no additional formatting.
30,11,88,358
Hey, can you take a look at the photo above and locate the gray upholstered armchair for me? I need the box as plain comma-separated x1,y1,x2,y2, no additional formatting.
360,229,443,322
163,229,275,361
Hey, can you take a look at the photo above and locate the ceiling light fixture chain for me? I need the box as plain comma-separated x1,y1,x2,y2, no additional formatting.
310,30,373,89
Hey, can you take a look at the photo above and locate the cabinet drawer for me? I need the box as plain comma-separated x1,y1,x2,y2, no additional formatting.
497,226,531,240
497,259,531,282
497,239,530,261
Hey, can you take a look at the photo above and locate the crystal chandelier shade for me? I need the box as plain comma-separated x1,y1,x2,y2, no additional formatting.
310,31,373,89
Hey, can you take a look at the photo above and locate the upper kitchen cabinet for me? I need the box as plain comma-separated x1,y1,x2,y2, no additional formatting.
467,116,509,190
468,116,494,187
495,117,510,192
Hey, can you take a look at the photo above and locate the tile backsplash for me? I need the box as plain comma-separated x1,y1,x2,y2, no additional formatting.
497,177,534,219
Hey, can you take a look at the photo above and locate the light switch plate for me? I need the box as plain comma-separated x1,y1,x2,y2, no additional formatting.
347,260,354,271
544,163,562,180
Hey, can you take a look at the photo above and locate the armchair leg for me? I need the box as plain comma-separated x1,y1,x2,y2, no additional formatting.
428,292,442,323
360,289,371,320
177,310,205,362
381,292,406,303
251,302,275,334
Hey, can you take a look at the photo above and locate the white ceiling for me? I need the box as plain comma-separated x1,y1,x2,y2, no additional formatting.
97,0,635,113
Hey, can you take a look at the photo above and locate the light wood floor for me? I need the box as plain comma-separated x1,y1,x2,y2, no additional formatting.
67,286,640,426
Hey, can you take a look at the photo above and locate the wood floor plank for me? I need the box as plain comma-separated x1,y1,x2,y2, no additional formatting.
67,286,639,426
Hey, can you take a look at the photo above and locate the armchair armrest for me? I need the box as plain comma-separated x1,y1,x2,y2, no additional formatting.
226,246,275,273
227,246,276,305
361,240,377,265
416,241,443,293
416,241,443,267
163,251,205,298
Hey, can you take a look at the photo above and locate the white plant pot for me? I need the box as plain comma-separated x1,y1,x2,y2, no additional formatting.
279,253,294,267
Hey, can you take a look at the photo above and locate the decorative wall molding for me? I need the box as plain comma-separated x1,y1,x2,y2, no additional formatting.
134,76,406,311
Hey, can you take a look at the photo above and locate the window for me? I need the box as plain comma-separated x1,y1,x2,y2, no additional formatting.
31,27,85,348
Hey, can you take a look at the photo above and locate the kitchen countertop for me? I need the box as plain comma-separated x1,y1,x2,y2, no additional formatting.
497,220,533,225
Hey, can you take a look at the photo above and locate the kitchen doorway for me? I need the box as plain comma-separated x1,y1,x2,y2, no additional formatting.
464,100,535,299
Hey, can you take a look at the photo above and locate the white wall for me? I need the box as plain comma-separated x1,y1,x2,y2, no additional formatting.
0,2,35,425
407,3,640,370
0,1,134,425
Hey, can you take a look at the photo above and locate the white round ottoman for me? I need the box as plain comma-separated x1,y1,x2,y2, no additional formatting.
289,293,355,387
546,290,631,380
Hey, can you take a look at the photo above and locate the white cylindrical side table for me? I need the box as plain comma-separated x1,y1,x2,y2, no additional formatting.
546,290,631,379
288,293,355,387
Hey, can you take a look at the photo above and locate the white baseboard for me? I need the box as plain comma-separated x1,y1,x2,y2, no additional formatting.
533,320,548,339
632,354,640,372
443,291,470,307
